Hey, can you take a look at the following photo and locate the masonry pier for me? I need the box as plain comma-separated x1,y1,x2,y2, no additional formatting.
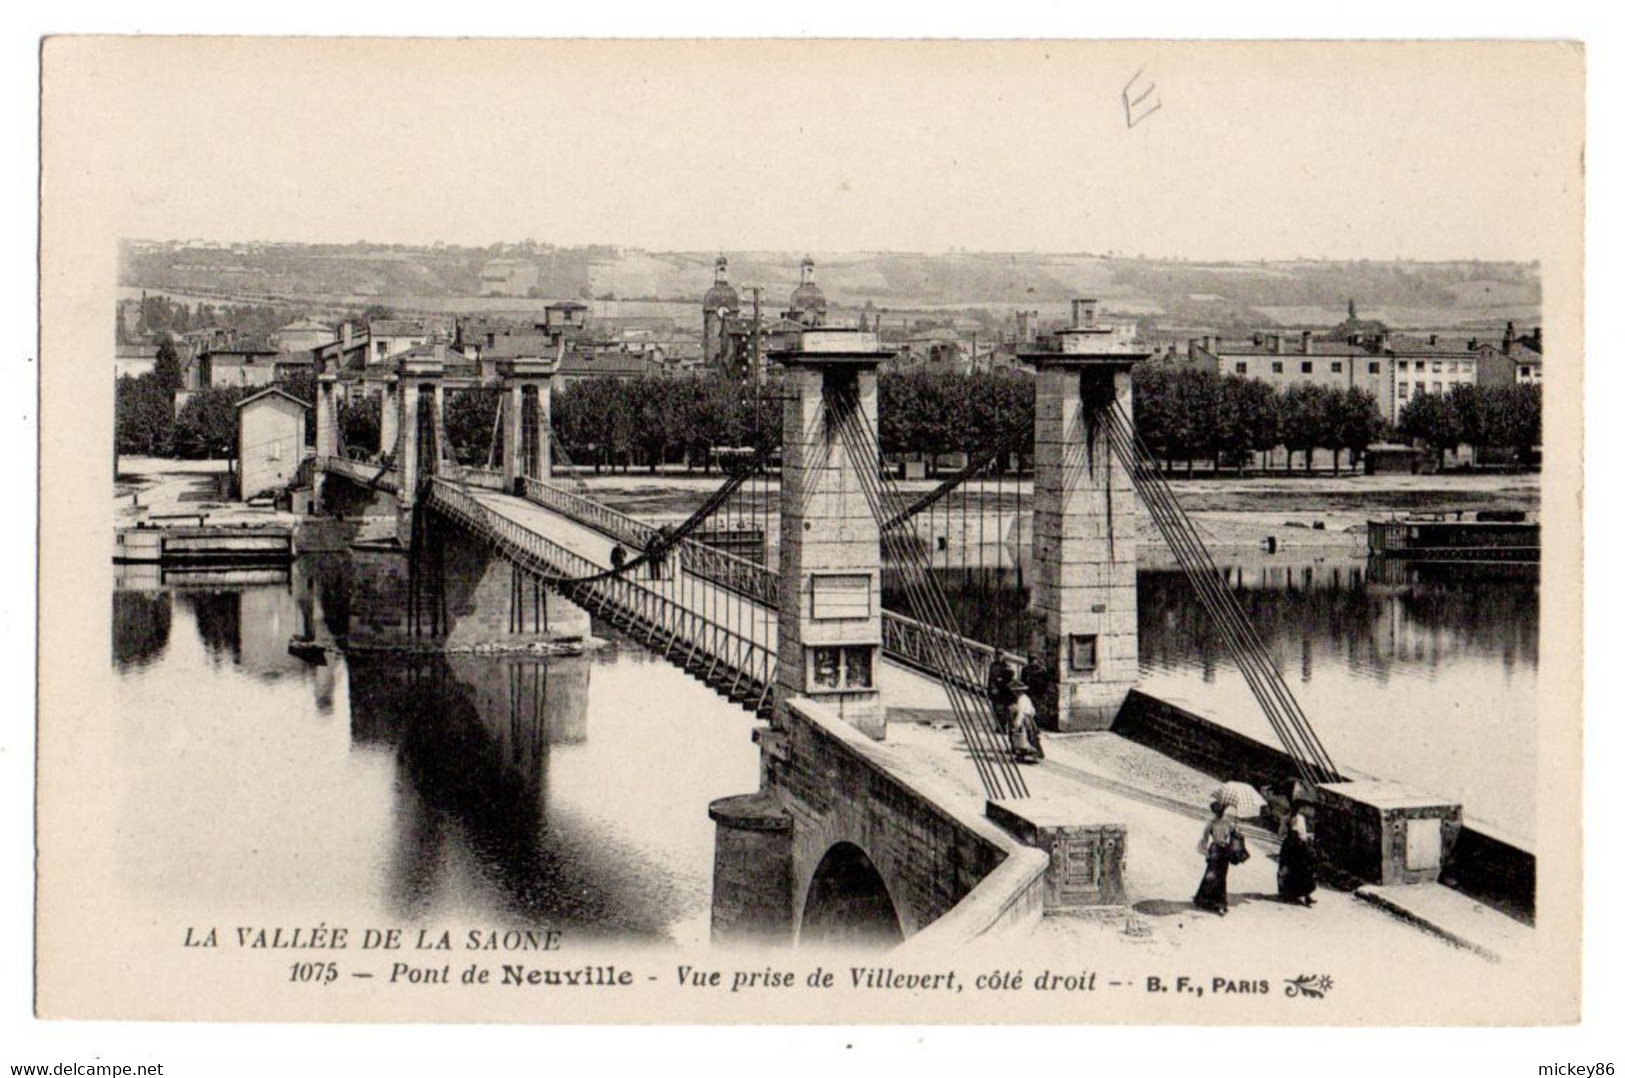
1023,298,1149,732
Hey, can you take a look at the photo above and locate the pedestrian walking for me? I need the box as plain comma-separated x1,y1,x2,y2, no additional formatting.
1194,802,1241,915
610,543,628,573
986,652,1016,732
1008,683,1043,764
646,524,673,581
1277,800,1318,906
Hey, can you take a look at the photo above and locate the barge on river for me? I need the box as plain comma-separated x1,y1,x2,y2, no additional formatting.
115,520,295,565
1367,510,1538,563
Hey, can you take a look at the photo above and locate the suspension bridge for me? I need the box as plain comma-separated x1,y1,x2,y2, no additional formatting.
309,310,1467,948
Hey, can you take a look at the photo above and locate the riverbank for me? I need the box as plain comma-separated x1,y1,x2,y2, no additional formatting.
570,468,1539,560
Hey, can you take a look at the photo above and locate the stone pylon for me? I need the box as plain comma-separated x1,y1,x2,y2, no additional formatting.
773,327,893,740
498,357,556,491
1023,300,1150,731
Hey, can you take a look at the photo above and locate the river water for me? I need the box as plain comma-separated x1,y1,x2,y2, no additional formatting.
110,549,1536,940
111,554,762,947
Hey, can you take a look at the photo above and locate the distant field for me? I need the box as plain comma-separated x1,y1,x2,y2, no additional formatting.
120,246,1543,332
1253,303,1541,329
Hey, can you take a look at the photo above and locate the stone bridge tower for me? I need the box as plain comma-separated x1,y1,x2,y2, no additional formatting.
1022,299,1151,731
772,327,893,740
498,355,556,491
393,345,446,538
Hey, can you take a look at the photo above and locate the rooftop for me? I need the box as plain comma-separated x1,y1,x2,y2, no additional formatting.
235,386,311,410
558,348,657,379
369,319,439,337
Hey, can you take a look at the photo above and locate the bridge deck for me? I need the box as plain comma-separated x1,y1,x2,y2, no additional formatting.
467,487,957,712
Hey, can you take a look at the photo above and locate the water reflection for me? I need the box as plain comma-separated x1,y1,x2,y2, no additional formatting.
112,589,172,670
1137,561,1539,686
342,655,685,937
110,552,760,943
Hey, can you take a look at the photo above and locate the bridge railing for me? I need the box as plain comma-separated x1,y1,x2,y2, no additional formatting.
517,476,776,606
427,478,776,709
677,538,781,609
439,464,508,492
508,476,1029,693
881,608,1028,690
517,477,657,548
317,455,399,494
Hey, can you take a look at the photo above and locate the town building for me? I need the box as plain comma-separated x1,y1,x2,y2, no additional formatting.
1383,334,1483,417
555,344,660,384
702,255,740,366
367,319,440,367
897,326,971,370
698,255,846,380
234,387,309,501
543,301,589,340
312,318,446,381
1477,323,1544,388
786,256,828,327
197,342,283,389
274,319,336,354
115,343,160,380
1191,331,1391,416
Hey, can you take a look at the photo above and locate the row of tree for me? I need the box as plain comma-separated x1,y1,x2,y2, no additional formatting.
1134,365,1387,474
1397,382,1543,467
539,368,1389,476
115,346,318,461
116,362,1543,477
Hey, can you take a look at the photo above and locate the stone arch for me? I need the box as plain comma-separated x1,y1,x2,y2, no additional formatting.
798,841,904,949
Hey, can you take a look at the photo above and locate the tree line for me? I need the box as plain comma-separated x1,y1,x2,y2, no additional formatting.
115,343,317,461
542,366,1387,476
1396,382,1542,467
1133,365,1387,474
117,360,1543,476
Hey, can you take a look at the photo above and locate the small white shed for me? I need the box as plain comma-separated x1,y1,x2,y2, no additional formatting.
235,387,310,501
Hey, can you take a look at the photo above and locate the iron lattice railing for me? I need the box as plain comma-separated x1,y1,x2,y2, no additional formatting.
511,474,1029,692
517,476,656,547
426,478,778,715
882,609,1027,691
318,455,399,494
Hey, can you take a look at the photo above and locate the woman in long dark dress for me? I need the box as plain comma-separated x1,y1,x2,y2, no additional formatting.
1194,803,1239,915
1008,686,1043,763
1277,802,1318,906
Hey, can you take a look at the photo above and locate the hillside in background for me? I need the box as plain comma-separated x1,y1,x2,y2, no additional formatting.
119,240,1541,334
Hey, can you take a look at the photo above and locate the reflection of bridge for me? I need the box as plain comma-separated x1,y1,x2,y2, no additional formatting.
313,307,1470,949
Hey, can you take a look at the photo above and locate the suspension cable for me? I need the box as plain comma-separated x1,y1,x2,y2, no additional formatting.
827,381,1027,800
1100,402,1339,784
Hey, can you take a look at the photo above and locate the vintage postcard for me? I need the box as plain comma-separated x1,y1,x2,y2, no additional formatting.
36,37,1584,1026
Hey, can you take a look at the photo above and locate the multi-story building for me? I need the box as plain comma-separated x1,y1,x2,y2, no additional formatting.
543,302,589,340
1384,334,1482,417
1192,331,1391,417
196,342,282,389
1477,323,1544,388
312,319,445,380
274,318,336,354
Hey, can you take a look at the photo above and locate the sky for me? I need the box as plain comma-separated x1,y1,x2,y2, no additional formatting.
47,38,1582,262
